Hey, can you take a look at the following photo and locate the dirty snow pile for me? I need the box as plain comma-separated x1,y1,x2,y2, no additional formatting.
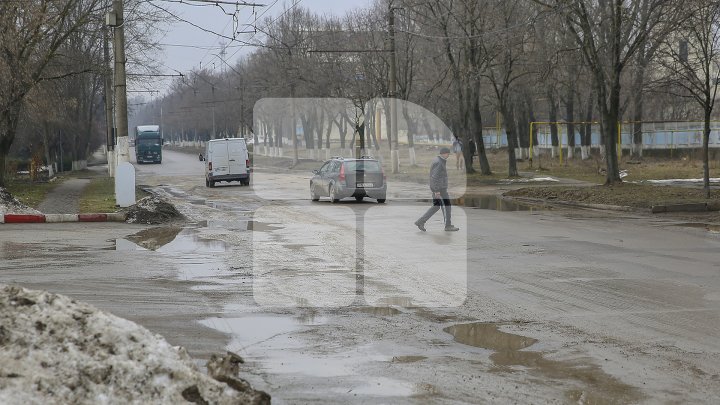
0,285,269,404
0,188,40,215
125,195,184,225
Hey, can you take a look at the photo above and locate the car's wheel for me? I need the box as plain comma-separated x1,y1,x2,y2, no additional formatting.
329,185,339,203
243,179,250,186
310,183,320,201
209,180,216,188
377,198,386,204
355,196,364,202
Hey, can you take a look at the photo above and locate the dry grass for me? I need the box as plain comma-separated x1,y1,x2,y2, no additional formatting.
4,180,57,209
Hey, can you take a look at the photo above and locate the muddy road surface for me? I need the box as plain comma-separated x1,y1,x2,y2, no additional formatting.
2,148,720,404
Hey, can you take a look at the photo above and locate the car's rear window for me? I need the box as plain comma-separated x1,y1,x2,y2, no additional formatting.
343,161,382,172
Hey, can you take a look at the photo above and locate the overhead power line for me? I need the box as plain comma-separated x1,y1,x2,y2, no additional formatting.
171,0,266,6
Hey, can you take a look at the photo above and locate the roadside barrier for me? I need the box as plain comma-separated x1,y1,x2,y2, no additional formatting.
1,213,126,224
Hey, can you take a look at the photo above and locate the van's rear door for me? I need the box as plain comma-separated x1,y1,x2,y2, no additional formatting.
227,139,248,175
209,140,230,176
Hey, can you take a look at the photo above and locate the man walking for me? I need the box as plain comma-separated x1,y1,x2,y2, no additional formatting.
414,147,460,232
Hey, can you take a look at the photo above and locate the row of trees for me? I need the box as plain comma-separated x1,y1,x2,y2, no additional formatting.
0,0,162,186
2,1,719,194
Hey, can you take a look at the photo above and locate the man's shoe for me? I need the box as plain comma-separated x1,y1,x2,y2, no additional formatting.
414,220,426,232
445,225,459,232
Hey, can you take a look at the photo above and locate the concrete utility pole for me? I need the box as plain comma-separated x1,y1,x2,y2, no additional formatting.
103,26,115,177
291,82,299,166
108,0,135,208
388,4,400,174
111,0,130,165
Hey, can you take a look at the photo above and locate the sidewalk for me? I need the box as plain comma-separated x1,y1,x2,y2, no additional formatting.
1,157,125,224
37,178,90,214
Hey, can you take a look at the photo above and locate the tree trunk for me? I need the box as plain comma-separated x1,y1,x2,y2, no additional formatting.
0,104,21,187
631,53,647,159
502,102,519,177
566,87,576,160
548,92,559,157
471,84,491,174
401,104,417,165
703,107,711,198
582,91,594,160
599,80,622,184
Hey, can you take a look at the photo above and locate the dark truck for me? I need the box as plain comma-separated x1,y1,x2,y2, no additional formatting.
135,125,163,164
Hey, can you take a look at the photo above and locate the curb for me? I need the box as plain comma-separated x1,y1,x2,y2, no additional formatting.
1,213,126,224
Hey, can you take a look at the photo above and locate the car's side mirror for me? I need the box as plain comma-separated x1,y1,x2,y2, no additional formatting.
199,154,204,161
312,169,319,174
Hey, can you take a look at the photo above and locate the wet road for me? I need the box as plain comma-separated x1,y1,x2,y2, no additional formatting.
2,148,720,403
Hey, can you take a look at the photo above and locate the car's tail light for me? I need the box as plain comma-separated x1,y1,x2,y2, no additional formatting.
208,162,212,171
339,164,346,183
246,159,250,168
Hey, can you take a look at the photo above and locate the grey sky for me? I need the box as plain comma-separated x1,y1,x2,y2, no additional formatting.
147,0,373,95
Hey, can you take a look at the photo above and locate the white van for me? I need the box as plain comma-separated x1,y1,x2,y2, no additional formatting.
203,138,250,187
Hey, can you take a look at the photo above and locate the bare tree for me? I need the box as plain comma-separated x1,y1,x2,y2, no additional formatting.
657,1,720,197
537,0,679,184
0,0,106,186
484,0,535,177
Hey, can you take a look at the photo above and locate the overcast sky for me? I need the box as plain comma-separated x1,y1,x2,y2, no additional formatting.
144,0,373,95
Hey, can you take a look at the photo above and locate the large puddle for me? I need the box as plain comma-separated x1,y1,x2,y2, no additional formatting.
445,322,642,402
200,314,429,399
115,228,232,283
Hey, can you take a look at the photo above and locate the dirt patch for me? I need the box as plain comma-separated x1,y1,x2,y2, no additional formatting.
505,184,720,209
0,285,269,404
125,196,185,225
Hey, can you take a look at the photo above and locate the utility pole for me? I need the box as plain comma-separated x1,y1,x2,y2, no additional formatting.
107,0,135,208
291,82,299,166
388,4,400,173
103,26,115,177
160,104,164,140
111,0,130,165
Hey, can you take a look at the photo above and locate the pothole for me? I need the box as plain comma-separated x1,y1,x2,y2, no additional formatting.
444,322,642,403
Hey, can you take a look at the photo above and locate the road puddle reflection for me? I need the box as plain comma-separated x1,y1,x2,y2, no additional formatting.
444,322,537,351
115,229,232,284
445,322,642,402
353,306,402,316
123,227,183,250
374,296,415,308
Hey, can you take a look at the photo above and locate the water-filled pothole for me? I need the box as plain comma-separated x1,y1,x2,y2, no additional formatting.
444,322,642,402
123,227,183,251
354,306,403,316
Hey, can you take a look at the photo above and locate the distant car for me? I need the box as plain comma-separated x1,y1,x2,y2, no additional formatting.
310,157,386,203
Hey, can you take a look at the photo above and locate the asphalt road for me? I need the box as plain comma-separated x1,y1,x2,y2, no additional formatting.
2,148,720,404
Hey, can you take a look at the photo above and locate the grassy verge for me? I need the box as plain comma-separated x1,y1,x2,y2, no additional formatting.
79,177,151,213
4,179,57,209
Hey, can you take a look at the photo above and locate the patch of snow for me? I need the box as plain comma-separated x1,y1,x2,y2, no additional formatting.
0,285,268,404
501,177,560,183
642,178,720,185
0,188,41,215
